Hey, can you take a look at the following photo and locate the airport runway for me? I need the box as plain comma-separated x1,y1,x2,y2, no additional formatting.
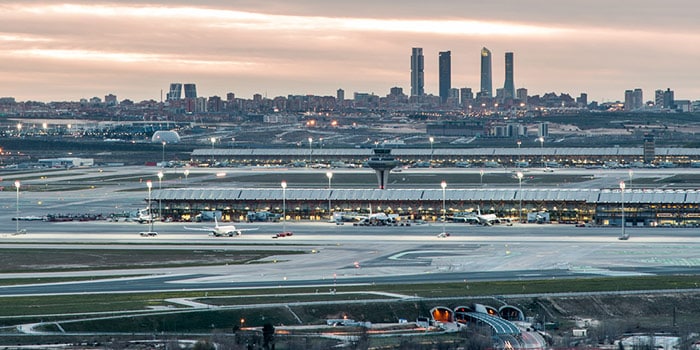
1,220,699,296
1,166,699,296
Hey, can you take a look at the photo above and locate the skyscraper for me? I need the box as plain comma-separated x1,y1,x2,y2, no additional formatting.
480,47,493,98
503,52,515,99
410,48,424,96
439,51,451,103
184,84,197,99
167,83,182,101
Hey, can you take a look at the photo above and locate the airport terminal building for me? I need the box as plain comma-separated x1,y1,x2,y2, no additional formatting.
151,187,700,227
189,146,700,168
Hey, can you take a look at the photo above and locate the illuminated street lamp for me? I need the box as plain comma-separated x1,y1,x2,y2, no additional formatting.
161,141,166,167
147,180,154,233
620,181,627,239
429,136,435,164
308,137,313,164
538,136,545,168
479,169,484,186
14,180,20,233
441,180,447,235
157,171,163,220
184,169,190,182
517,140,522,162
326,171,333,221
210,137,217,163
281,181,287,232
517,171,524,223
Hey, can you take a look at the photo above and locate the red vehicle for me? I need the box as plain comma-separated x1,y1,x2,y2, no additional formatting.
272,231,294,238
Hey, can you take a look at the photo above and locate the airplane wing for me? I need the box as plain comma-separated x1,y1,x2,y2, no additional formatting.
183,226,215,232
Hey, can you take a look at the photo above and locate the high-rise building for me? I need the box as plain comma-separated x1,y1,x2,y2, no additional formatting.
439,51,451,103
654,89,664,108
480,47,493,98
516,88,528,103
184,84,197,99
410,48,424,96
503,52,515,99
337,88,345,102
663,88,675,109
460,88,473,107
577,93,588,107
167,83,182,101
104,94,118,106
633,88,643,110
624,90,634,110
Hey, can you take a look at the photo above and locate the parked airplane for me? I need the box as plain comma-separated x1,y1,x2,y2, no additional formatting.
469,207,513,226
184,216,258,237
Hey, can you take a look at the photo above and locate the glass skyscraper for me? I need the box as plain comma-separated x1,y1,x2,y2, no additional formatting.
480,47,493,98
503,52,515,99
439,51,451,103
411,48,424,96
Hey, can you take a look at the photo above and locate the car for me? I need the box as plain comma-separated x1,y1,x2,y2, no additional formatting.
139,231,158,237
437,232,450,238
272,231,293,238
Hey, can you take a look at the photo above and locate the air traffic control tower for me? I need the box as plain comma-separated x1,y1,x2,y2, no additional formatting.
367,148,400,189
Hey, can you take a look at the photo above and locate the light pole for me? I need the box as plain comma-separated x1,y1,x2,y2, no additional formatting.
210,137,216,164
441,180,447,235
157,171,163,221
517,140,522,163
538,136,545,168
147,180,154,233
429,136,434,164
517,171,524,223
161,141,166,167
184,169,189,182
14,180,20,233
620,181,626,239
628,169,633,189
281,181,287,232
479,169,484,186
326,171,333,221
308,137,313,164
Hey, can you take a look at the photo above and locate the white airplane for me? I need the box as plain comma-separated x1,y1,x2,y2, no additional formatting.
184,216,258,237
472,207,512,226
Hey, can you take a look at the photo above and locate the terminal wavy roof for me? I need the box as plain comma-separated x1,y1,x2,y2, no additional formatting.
152,188,700,204
190,147,700,157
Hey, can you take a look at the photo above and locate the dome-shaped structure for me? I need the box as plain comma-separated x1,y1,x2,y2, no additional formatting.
152,130,181,144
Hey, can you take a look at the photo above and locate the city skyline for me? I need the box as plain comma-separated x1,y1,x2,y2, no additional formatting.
1,1,699,102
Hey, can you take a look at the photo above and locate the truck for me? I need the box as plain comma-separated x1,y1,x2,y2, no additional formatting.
246,211,281,222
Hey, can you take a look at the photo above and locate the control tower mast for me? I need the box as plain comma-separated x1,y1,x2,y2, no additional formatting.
366,148,400,189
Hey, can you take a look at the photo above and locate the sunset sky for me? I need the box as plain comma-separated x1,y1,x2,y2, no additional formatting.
1,1,699,103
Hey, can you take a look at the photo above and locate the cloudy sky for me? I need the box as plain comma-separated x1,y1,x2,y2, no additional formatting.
1,1,699,103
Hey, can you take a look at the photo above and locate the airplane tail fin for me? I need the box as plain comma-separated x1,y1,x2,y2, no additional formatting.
214,214,219,228
477,205,482,216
